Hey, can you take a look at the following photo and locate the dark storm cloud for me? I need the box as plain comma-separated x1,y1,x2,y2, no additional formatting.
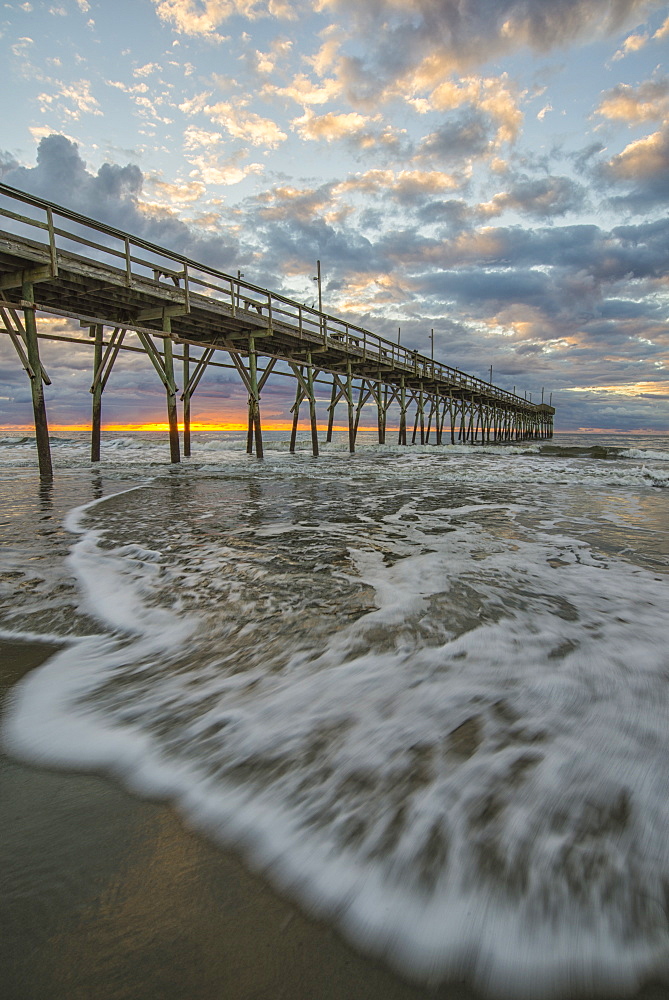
1,135,239,269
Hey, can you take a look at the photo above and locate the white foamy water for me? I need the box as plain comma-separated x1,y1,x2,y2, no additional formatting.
1,431,669,997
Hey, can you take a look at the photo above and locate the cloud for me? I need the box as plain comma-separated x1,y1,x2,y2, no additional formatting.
108,80,150,96
336,168,460,205
595,78,669,123
243,37,293,77
187,153,264,185
10,36,34,58
37,78,102,120
204,100,287,146
600,125,669,209
151,0,294,38
570,140,606,172
152,0,239,39
178,91,213,115
611,28,650,59
419,111,495,161
183,125,225,149
411,74,524,145
291,109,370,142
133,62,163,77
654,14,669,39
478,175,587,220
313,0,657,100
261,73,342,106
1,134,239,269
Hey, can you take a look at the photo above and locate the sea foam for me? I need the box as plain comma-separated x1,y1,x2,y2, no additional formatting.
2,446,669,997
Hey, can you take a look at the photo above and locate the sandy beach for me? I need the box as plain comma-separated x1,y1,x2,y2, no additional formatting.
2,638,669,1000
1,637,471,1000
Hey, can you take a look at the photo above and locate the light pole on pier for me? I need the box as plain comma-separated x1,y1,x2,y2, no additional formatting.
489,365,493,383
312,260,322,313
430,328,434,360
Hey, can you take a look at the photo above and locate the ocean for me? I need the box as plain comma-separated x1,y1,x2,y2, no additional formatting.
1,429,669,999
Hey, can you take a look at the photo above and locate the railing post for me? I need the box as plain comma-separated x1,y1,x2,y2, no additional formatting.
46,206,58,277
124,237,132,285
183,263,190,313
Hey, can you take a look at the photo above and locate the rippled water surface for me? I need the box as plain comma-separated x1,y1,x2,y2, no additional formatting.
1,430,669,997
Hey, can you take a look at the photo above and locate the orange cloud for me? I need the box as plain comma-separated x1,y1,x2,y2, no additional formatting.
291,109,370,141
596,79,669,123
605,128,669,179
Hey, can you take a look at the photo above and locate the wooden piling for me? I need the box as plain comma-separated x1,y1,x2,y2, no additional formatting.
248,337,263,459
326,377,337,443
420,389,426,445
306,353,319,457
346,363,355,453
162,319,180,464
21,282,52,480
182,343,191,457
289,378,301,453
398,377,407,445
90,323,103,462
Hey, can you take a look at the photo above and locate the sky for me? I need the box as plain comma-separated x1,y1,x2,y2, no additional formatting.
1,0,669,433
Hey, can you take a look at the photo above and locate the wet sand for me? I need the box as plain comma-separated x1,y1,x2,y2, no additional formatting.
2,638,669,1000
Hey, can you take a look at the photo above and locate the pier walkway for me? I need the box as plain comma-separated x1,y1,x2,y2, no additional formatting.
0,182,554,478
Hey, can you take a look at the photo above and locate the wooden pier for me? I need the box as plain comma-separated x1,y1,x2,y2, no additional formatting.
0,182,554,478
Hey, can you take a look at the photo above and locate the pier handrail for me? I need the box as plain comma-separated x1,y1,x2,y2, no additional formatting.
0,182,540,410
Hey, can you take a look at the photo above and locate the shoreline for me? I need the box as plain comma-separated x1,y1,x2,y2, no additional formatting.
0,637,469,1000
2,637,669,1000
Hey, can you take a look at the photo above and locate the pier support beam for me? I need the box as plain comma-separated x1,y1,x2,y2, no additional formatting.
90,324,103,462
398,377,407,445
326,376,338,443
289,378,303,454
180,345,215,457
412,387,425,444
22,282,52,480
136,326,179,463
288,360,320,456
89,326,124,462
182,343,191,457
247,337,263,459
163,321,180,464
306,353,319,457
346,364,355,453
